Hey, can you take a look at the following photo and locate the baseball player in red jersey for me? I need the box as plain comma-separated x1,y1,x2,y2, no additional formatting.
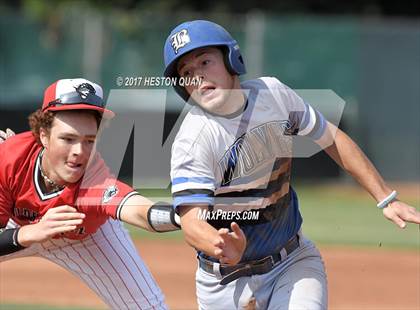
0,78,181,309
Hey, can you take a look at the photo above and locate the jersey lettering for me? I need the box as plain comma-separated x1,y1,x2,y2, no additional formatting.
219,121,292,185
12,207,38,222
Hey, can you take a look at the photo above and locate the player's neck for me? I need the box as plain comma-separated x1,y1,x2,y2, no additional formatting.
40,152,65,192
222,89,246,115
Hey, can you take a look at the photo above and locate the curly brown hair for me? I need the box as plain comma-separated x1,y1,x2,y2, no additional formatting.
28,109,102,145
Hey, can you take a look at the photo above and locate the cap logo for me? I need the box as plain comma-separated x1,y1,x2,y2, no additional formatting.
75,83,96,99
170,29,190,54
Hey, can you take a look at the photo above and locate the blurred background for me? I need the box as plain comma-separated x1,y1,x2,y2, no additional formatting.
1,0,419,181
0,1,419,309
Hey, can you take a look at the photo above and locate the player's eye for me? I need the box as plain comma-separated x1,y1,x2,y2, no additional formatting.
202,59,211,66
61,137,74,143
181,70,191,78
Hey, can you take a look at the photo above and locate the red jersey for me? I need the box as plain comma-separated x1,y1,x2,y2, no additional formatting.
0,132,136,239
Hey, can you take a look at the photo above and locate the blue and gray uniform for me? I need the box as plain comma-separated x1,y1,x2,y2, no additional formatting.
171,77,328,309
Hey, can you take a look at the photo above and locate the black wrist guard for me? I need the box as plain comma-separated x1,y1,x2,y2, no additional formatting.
0,227,25,256
147,202,181,232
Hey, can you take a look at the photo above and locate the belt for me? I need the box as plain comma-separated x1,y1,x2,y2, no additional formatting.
198,234,300,285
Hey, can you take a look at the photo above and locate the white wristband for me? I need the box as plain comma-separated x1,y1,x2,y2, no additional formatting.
376,190,397,209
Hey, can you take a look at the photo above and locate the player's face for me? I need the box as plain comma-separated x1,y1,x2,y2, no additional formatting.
177,47,243,115
40,111,98,186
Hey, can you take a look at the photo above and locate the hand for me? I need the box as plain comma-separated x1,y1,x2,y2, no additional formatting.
213,222,247,265
382,200,420,228
17,205,85,247
0,128,15,143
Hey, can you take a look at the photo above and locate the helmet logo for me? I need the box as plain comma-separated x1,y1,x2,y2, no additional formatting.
75,83,96,99
170,29,190,54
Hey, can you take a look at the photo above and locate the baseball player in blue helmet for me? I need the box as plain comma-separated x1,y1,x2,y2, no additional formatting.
164,20,420,309
164,20,245,103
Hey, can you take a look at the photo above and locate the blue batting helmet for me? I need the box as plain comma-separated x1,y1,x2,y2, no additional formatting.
163,20,246,102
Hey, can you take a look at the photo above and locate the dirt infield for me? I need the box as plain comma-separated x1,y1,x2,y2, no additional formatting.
1,240,418,310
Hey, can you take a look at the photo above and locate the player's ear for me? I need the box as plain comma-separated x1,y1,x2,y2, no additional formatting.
39,127,49,148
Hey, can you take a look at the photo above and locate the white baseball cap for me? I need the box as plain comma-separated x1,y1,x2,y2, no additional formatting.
41,78,114,119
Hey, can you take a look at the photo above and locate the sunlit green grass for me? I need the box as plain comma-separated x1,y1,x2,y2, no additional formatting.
296,183,419,249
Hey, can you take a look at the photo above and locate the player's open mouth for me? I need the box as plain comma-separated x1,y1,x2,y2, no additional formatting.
66,162,83,170
199,86,216,97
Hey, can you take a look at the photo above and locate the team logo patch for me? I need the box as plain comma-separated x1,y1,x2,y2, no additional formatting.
170,29,190,54
75,83,96,99
102,185,118,203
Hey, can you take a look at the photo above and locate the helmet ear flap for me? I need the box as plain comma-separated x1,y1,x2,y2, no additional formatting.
219,45,246,76
219,46,236,75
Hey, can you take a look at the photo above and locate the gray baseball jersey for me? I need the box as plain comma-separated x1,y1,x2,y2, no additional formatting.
171,77,326,261
171,76,328,309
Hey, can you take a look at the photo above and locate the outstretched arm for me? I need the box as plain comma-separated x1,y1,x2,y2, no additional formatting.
179,205,246,265
320,122,420,228
118,194,181,233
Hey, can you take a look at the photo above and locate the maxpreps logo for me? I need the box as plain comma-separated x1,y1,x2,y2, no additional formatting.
170,29,190,54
